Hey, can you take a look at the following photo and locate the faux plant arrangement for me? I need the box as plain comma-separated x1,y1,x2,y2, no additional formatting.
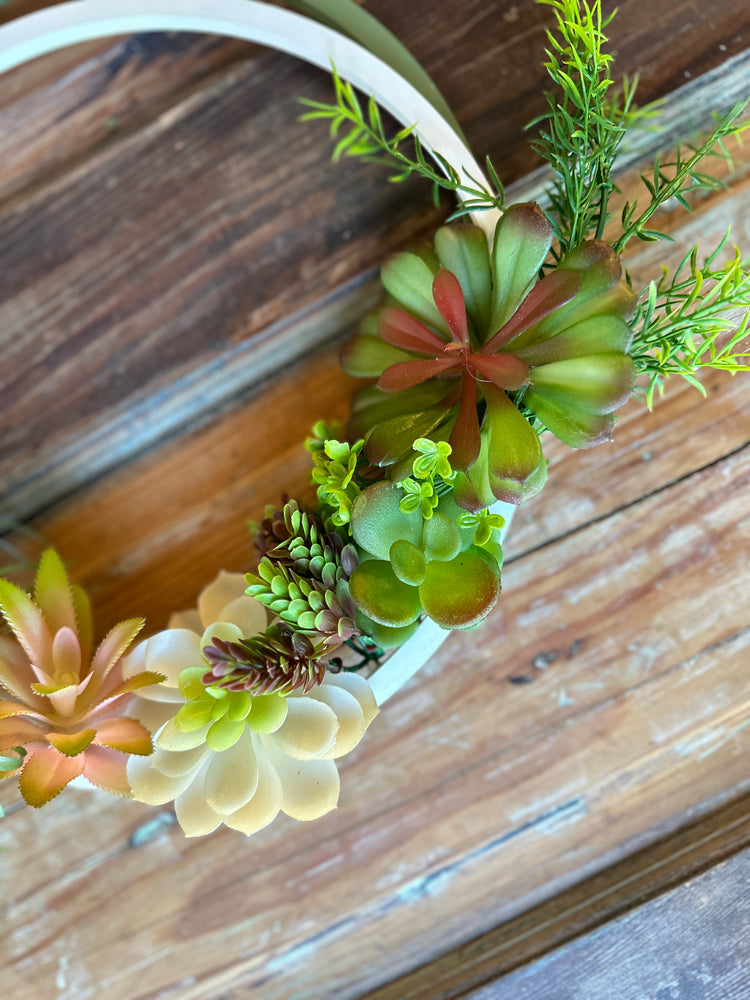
1,0,748,836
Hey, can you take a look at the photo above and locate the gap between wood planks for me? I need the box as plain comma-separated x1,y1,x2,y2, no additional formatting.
3,573,748,996
1,29,749,527
361,793,750,1000
504,437,750,567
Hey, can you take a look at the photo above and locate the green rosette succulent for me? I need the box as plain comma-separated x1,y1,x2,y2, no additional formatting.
341,203,637,511
347,480,502,635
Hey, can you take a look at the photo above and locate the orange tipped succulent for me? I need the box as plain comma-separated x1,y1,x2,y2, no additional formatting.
0,550,162,806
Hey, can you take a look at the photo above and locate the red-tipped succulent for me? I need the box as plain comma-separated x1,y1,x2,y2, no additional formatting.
342,203,637,510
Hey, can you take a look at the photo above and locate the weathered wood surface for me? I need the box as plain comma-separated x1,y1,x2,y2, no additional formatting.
1,2,749,999
368,793,750,999
465,847,750,1000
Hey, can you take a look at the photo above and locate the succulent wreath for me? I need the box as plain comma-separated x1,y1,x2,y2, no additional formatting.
1,0,748,837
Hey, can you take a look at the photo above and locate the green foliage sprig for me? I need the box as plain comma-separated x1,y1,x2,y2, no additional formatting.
529,0,655,254
530,1,748,256
531,2,749,396
613,103,750,252
299,67,505,219
305,422,373,526
304,2,750,409
630,234,750,405
309,436,365,526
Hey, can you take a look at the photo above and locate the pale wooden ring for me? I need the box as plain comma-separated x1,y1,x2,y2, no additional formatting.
0,0,513,703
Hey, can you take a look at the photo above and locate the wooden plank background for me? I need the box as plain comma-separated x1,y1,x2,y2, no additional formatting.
463,847,750,999
369,794,750,998
1,2,749,998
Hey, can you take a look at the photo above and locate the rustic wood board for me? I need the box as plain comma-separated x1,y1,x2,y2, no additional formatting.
2,0,749,524
463,847,750,1000
1,2,750,998
366,793,750,998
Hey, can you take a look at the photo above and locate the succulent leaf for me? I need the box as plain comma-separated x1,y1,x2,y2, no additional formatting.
389,540,427,586
34,550,77,636
350,481,423,559
490,203,554,333
348,561,422,628
419,549,501,630
422,514,462,562
381,251,448,335
530,354,635,415
522,391,615,448
434,223,492,334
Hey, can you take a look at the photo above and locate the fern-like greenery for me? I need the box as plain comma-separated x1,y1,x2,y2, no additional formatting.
613,104,749,251
630,235,750,406
299,67,505,219
529,0,648,254
530,0,750,394
302,0,750,401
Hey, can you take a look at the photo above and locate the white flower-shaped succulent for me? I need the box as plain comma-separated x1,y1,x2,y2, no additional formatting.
123,571,378,837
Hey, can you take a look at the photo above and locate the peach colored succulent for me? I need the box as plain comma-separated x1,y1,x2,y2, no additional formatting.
0,550,162,806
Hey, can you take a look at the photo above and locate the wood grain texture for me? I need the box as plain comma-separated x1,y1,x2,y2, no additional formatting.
464,848,750,1000
365,793,750,999
1,2,750,999
2,0,750,523
465,851,750,1000
2,428,749,997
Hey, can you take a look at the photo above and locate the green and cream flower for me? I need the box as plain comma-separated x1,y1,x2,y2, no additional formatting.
124,571,378,837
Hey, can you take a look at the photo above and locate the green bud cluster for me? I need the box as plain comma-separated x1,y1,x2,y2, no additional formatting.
309,438,365,526
304,419,343,454
397,439,456,519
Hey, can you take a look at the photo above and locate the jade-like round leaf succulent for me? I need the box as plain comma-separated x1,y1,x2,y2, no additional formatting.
348,559,423,627
348,482,501,631
419,549,501,629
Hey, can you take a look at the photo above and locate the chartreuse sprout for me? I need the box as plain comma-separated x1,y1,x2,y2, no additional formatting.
456,509,505,564
412,438,456,480
396,438,457,519
307,431,366,526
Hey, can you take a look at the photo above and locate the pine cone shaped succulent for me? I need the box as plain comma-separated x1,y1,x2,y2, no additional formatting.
202,625,330,695
254,500,292,558
262,500,359,587
245,559,360,649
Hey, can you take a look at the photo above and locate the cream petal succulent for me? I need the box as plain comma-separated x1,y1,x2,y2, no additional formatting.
124,571,378,837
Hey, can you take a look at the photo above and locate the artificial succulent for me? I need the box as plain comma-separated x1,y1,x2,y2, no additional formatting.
342,203,636,511
346,480,502,637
